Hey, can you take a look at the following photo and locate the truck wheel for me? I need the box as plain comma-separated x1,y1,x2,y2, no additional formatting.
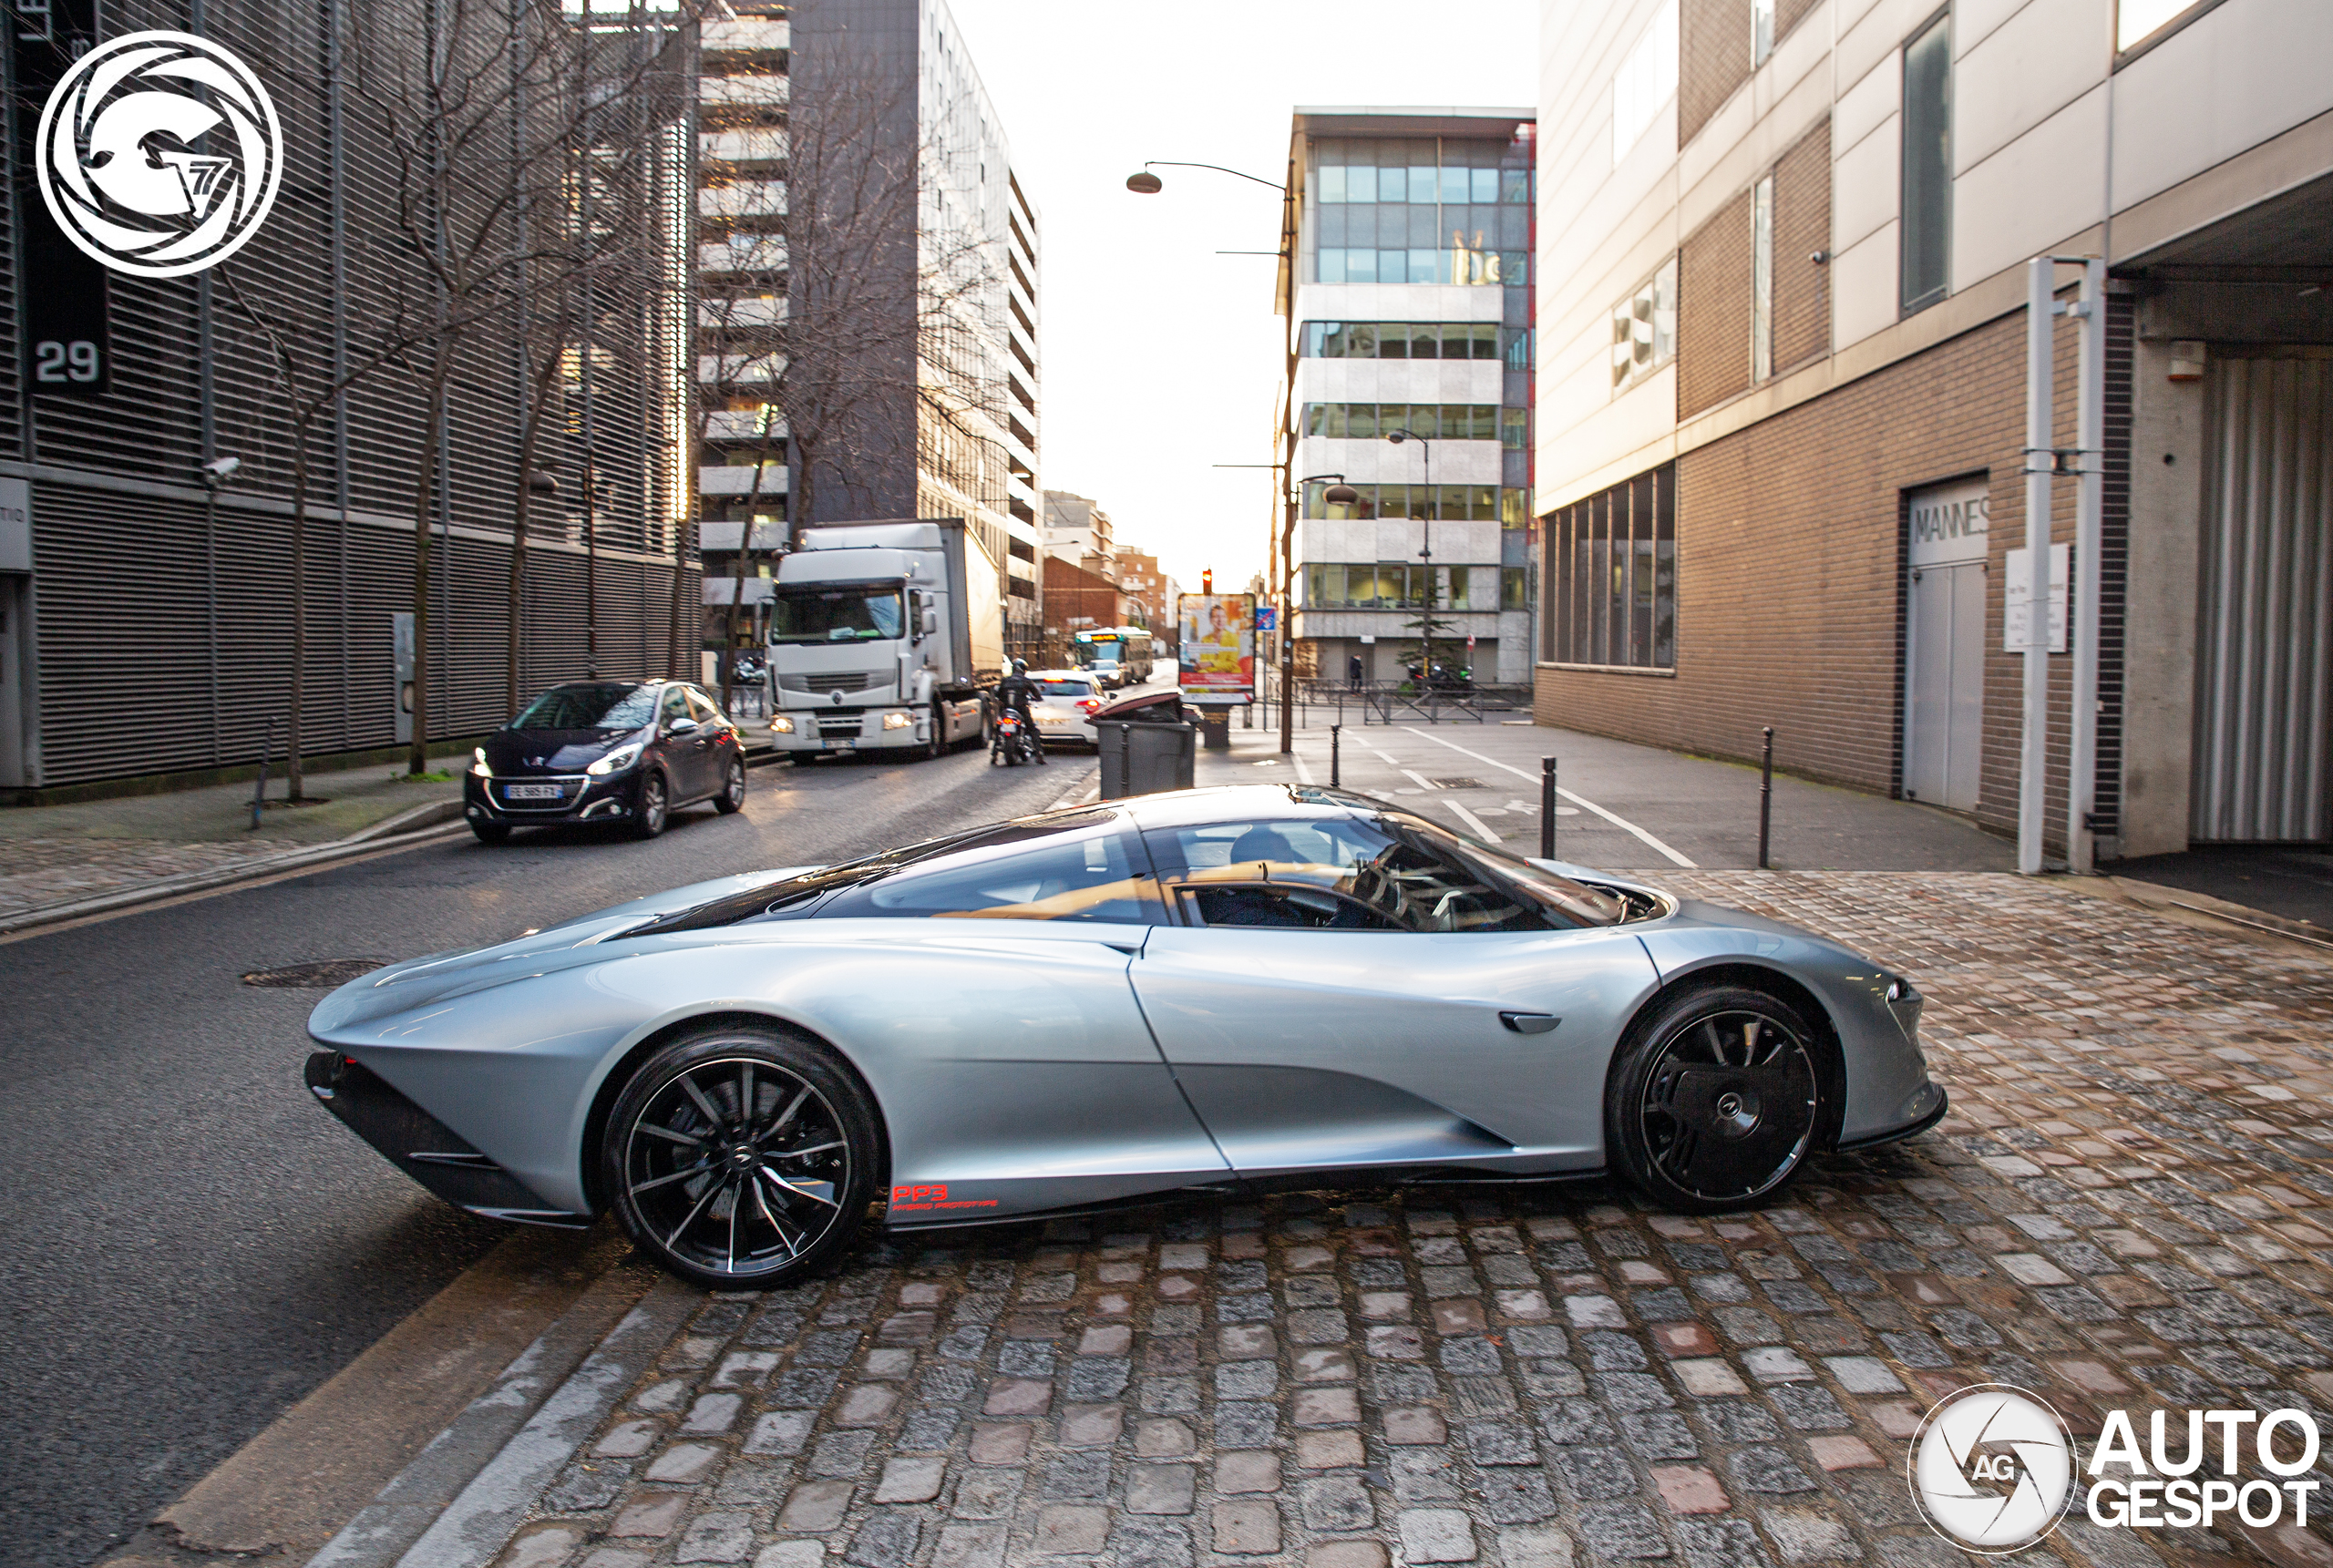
925,701,946,762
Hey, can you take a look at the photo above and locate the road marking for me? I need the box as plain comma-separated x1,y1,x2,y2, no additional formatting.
1440,798,1504,844
1290,750,1317,784
1399,729,1699,867
1400,769,1439,791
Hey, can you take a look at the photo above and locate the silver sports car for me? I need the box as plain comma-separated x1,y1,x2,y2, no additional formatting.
305,784,1946,1288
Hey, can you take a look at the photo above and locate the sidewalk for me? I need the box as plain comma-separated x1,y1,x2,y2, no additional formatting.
1193,705,2014,874
283,863,2333,1568
0,759,466,924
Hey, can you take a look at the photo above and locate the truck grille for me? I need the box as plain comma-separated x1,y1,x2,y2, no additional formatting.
781,671,876,694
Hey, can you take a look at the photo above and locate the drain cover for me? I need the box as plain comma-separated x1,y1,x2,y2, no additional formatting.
242,958,390,988
1430,777,1486,790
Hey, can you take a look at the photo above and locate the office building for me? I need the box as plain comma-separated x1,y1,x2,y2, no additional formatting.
1535,0,2333,861
697,0,1044,663
1280,108,1538,686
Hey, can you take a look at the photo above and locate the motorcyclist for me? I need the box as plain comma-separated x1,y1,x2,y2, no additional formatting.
992,659,1047,764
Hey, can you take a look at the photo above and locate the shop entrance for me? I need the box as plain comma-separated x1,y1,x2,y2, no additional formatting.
2193,353,2333,842
1902,478,1990,813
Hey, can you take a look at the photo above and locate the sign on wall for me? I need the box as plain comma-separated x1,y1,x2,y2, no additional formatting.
1907,477,1989,567
10,0,110,396
2004,544,2069,653
0,478,28,573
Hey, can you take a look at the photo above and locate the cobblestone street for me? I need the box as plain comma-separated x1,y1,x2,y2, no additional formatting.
441,871,2333,1568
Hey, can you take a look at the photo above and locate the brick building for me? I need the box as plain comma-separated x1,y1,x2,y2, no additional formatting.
1039,555,1126,667
1114,548,1176,632
1536,0,2333,863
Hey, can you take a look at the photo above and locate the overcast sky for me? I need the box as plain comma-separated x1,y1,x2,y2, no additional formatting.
942,0,1537,592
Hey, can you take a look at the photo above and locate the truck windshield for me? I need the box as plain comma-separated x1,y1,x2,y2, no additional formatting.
773,584,904,643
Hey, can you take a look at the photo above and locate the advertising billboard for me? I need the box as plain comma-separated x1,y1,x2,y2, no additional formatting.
1177,593,1255,702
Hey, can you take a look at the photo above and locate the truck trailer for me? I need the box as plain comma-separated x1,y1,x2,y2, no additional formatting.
766,518,1002,760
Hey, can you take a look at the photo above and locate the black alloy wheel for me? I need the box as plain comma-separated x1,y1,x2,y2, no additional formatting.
602,1025,877,1288
632,772,669,839
714,755,747,814
470,820,511,845
1606,984,1824,1212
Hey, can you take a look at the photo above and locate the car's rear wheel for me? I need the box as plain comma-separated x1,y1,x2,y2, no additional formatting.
714,755,746,814
632,773,669,839
602,1023,878,1289
470,820,511,845
1606,984,1824,1213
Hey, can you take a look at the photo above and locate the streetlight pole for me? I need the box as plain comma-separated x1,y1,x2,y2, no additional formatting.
1387,429,1434,686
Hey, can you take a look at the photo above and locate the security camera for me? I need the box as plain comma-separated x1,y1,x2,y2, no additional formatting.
200,456,242,486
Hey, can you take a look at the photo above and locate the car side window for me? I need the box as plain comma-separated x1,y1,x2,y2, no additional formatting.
816,820,1166,924
660,687,689,727
1143,814,1547,933
686,689,722,724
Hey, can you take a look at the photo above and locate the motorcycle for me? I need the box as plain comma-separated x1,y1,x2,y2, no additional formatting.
991,706,1045,766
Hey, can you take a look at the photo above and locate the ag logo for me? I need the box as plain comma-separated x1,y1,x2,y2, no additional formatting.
35,31,283,278
1909,1383,2077,1553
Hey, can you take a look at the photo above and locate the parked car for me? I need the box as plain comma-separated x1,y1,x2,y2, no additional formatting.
463,680,747,844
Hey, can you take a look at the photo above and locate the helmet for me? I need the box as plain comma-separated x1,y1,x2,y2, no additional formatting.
1012,658,1028,675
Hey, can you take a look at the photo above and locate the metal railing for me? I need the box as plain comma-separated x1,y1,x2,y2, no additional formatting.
1295,679,1535,725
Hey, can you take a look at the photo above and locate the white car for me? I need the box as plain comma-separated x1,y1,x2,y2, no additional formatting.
1026,671,1105,747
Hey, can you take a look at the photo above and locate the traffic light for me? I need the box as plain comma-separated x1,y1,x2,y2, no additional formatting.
1201,569,1214,594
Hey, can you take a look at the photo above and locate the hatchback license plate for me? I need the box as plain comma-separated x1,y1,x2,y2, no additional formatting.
505,783,561,800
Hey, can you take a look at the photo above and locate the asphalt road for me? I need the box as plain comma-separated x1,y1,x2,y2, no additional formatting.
0,734,1084,1568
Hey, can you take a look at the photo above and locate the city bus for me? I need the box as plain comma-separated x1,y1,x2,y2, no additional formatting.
1069,626,1154,689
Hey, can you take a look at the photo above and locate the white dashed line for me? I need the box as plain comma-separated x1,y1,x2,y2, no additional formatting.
1440,798,1505,844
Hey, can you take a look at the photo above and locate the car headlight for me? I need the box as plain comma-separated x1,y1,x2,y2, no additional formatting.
470,747,492,778
771,715,794,733
587,742,645,776
882,711,913,731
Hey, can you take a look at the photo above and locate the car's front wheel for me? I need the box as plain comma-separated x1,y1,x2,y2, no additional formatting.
714,755,746,814
1606,984,1824,1213
631,772,669,839
602,1023,878,1289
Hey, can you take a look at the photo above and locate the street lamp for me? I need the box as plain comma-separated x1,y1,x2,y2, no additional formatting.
1124,160,1287,196
1386,428,1437,687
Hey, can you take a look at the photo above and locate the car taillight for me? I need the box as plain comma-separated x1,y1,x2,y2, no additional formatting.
1078,699,1100,713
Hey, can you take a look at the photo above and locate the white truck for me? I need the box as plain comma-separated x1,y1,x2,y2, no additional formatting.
765,518,1002,760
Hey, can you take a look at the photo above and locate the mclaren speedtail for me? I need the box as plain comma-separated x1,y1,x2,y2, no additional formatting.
305,784,1946,1288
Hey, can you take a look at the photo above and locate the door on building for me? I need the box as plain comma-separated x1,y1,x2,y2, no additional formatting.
0,577,24,789
1902,478,1991,813
2193,354,2333,842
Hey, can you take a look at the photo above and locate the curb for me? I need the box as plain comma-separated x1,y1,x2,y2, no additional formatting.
0,797,469,938
2098,875,2333,953
307,1266,689,1568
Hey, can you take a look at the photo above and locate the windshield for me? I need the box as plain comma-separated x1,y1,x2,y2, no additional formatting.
773,583,905,644
510,683,657,731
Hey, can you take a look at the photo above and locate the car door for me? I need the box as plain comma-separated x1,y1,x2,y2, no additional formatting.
685,687,732,792
798,810,1232,1216
1127,806,1660,1180
654,684,704,799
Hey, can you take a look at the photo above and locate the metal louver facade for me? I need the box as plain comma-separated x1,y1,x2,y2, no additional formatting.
0,0,701,791
2192,353,2333,844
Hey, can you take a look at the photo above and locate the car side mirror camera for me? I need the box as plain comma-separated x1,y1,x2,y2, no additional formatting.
667,717,700,736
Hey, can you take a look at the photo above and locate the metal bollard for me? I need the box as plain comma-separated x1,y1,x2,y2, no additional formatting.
250,716,276,831
1331,723,1341,787
1758,726,1775,870
1540,756,1557,860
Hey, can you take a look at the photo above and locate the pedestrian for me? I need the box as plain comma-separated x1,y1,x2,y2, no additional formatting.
1347,652,1363,690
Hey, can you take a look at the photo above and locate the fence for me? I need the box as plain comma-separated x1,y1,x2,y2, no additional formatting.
1293,679,1536,725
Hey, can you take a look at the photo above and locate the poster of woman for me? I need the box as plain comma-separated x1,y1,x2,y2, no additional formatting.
1176,594,1255,698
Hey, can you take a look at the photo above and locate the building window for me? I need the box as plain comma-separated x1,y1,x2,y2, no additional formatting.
1752,0,1775,65
1900,12,1952,315
1611,0,1680,161
1302,404,1502,441
1547,464,1675,670
1300,322,1506,361
1751,173,1773,383
1316,247,1525,287
1501,567,1529,610
1610,258,1678,395
1301,483,1526,523
1302,564,1473,610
